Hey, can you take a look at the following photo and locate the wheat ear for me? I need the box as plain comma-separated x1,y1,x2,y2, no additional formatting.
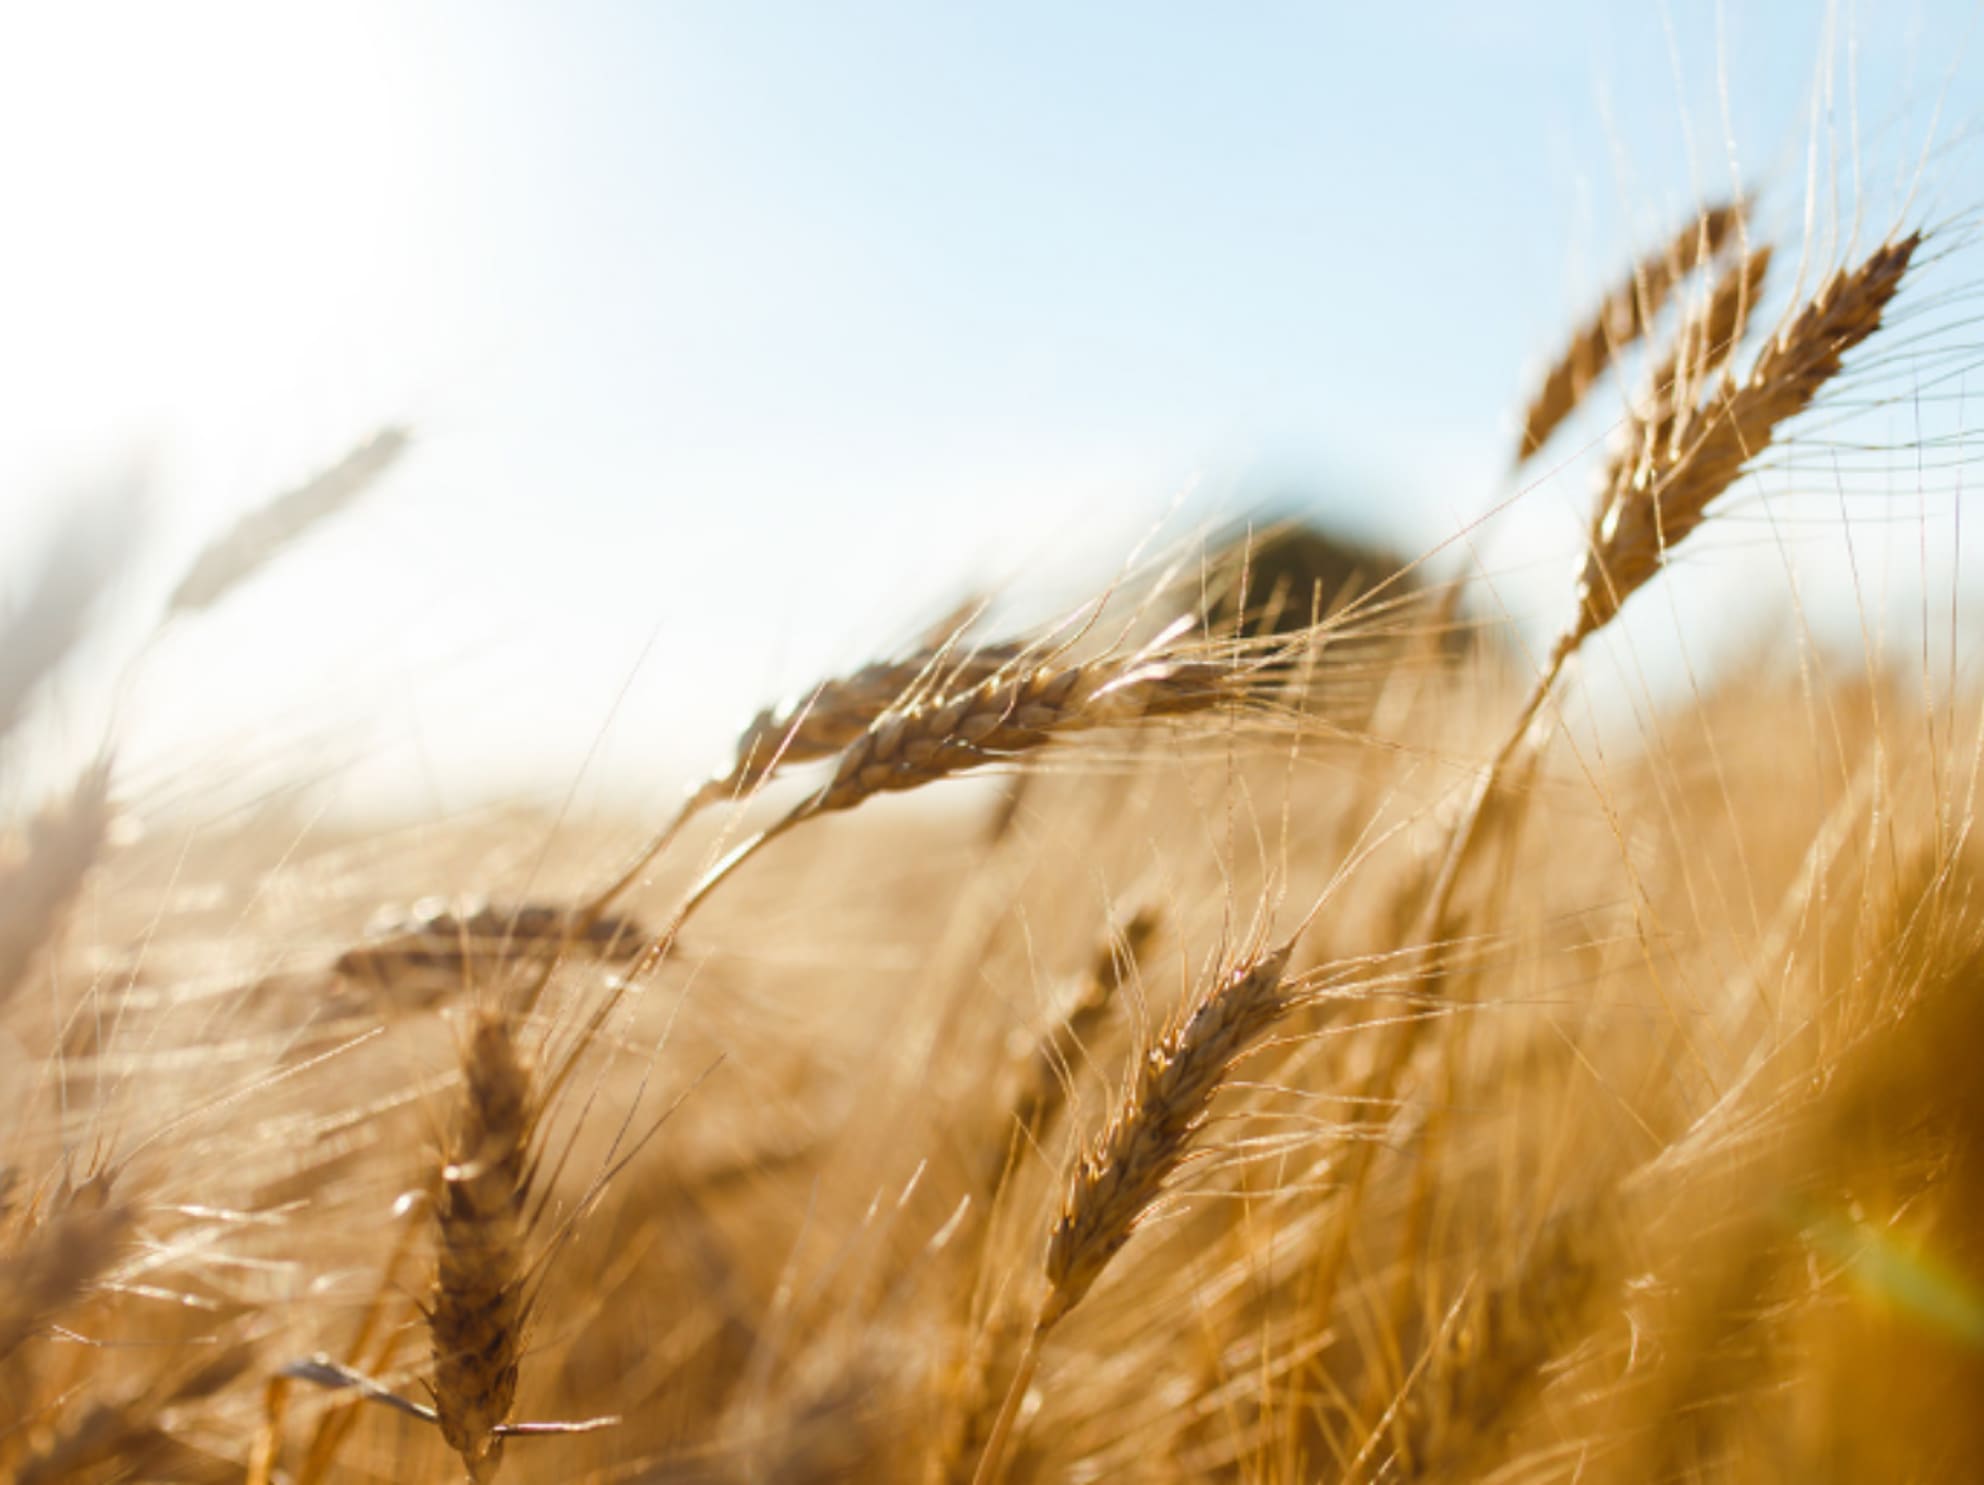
793,649,1244,825
1394,1212,1606,1479
1516,200,1742,462
561,640,1023,966
970,938,1298,1485
1605,244,1774,497
1573,232,1919,643
163,426,410,620
431,1010,535,1483
603,634,1263,1000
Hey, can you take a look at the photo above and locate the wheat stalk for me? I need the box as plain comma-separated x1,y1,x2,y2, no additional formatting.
1516,200,1743,463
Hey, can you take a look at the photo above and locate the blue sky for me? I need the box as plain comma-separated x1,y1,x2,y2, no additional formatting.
2,2,1980,815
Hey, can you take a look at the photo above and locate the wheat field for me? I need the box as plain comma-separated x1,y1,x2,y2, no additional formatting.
5,135,1984,1485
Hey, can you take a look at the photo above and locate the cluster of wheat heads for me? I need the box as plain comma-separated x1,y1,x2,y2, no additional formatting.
4,186,1983,1485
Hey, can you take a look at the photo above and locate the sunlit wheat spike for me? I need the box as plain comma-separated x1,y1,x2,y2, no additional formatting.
431,1010,535,1483
164,425,411,619
720,640,1025,799
967,937,1299,1485
1516,199,1743,463
1571,232,1919,643
1042,939,1295,1331
791,647,1248,826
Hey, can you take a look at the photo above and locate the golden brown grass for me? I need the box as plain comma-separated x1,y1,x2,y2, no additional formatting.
3,178,1981,1485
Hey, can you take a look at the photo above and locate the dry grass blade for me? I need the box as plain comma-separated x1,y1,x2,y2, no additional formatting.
431,1010,536,1483
1516,199,1742,463
1572,232,1920,642
0,758,113,1010
164,426,411,619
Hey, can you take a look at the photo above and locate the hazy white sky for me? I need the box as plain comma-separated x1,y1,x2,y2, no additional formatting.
2,2,1980,816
